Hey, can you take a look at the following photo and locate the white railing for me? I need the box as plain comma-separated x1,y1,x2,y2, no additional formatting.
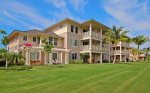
82,32,90,38
81,45,90,51
111,50,129,54
92,45,101,51
82,31,102,39
91,32,102,38
81,45,102,51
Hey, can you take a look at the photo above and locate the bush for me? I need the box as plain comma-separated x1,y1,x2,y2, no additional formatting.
0,66,32,71
70,60,83,64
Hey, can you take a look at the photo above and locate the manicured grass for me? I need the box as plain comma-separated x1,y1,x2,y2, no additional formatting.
0,62,150,93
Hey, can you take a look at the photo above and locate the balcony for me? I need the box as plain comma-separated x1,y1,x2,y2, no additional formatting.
82,31,102,39
111,42,129,47
111,50,129,55
81,45,102,51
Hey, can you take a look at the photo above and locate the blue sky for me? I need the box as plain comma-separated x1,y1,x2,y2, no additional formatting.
0,0,150,48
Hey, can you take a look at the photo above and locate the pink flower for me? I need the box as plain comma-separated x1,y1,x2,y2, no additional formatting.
23,43,33,48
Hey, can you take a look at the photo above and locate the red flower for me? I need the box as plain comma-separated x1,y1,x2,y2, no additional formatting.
23,43,33,48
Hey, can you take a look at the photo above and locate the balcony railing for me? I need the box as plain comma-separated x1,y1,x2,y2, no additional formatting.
81,45,102,51
82,31,102,39
111,50,129,54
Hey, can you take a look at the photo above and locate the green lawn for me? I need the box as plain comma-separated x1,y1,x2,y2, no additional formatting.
0,62,150,93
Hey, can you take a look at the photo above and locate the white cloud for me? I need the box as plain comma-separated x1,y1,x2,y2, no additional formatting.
102,0,150,48
104,0,150,31
46,0,84,22
0,1,55,30
70,0,88,12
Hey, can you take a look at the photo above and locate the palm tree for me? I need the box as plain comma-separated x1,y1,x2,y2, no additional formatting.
132,35,149,49
132,35,149,61
0,30,7,37
105,26,129,64
42,38,53,64
0,30,7,47
0,52,11,70
143,47,150,62
1,36,9,48
10,52,25,65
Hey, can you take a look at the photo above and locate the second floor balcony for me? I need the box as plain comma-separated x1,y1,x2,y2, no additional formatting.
111,50,129,55
82,31,102,39
81,45,102,51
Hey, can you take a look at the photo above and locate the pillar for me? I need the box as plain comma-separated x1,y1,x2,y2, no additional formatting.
25,49,29,65
100,53,102,63
44,52,47,64
65,52,69,64
89,23,92,36
61,52,63,63
120,42,122,62
49,53,52,65
89,52,92,63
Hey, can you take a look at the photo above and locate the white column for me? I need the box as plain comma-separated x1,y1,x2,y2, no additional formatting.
65,52,69,64
100,28,102,39
89,39,92,50
89,52,92,63
100,53,102,63
125,44,127,62
28,50,30,66
44,52,47,64
120,42,122,62
89,23,92,36
39,51,41,60
25,50,29,65
49,53,52,65
61,52,63,63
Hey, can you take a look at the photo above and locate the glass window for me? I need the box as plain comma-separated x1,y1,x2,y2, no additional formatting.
49,37,53,44
71,25,74,32
33,37,36,42
75,26,78,33
23,36,27,41
71,39,78,47
54,38,58,46
30,52,38,61
71,53,77,60
53,53,57,60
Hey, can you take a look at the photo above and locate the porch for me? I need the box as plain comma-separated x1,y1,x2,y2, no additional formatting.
20,46,70,66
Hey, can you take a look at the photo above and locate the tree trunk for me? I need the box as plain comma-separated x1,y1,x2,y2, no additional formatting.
137,45,139,61
5,60,7,70
113,45,117,64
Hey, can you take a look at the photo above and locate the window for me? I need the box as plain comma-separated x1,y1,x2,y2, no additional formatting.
75,26,78,33
71,53,77,60
37,37,40,44
23,36,27,41
54,38,58,46
60,25,63,28
49,37,53,44
71,25,74,32
53,53,58,60
71,39,78,47
33,37,36,42
30,52,38,61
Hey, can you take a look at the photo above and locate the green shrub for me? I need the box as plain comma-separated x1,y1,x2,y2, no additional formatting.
0,66,32,71
70,60,83,64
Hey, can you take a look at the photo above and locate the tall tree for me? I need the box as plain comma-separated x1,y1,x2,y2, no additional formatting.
0,30,8,47
42,38,53,64
132,35,149,49
132,35,149,61
105,26,129,64
10,52,25,65
143,47,150,62
0,51,11,70
1,36,9,48
0,30,7,37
